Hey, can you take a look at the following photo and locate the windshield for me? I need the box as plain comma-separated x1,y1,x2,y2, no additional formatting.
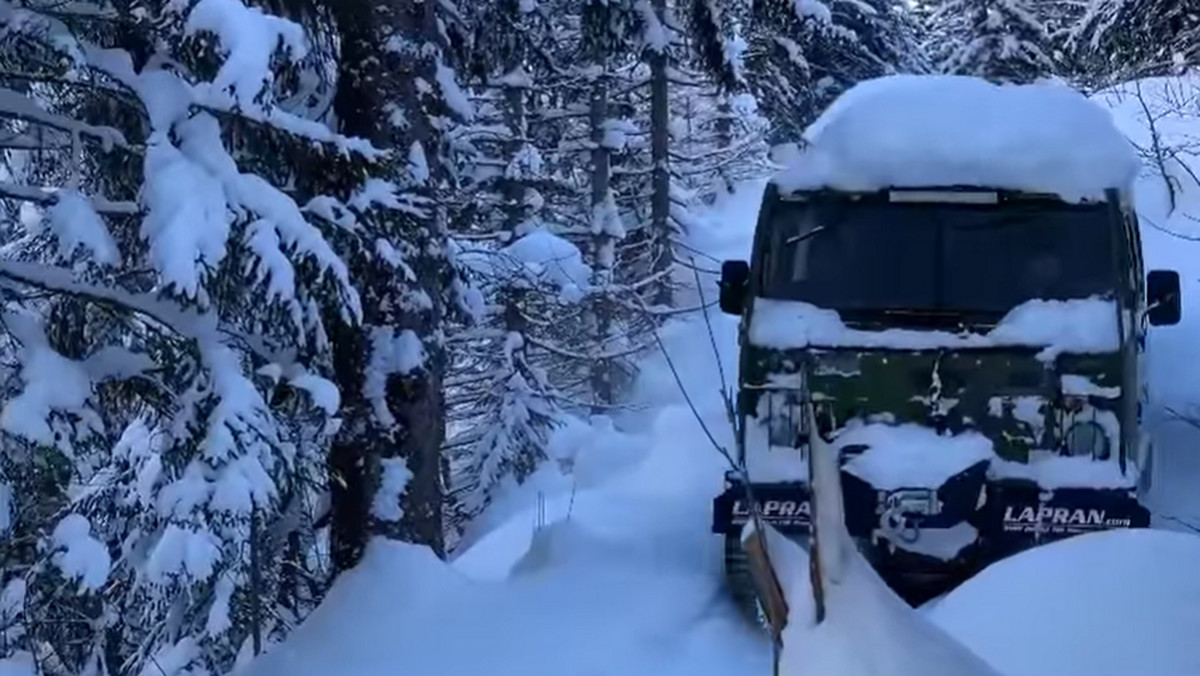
759,194,1119,321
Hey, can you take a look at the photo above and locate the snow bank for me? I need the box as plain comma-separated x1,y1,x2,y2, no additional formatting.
763,525,1001,676
928,529,1200,676
749,296,1120,360
836,423,994,490
0,654,33,676
775,75,1140,202
247,519,765,676
450,413,650,561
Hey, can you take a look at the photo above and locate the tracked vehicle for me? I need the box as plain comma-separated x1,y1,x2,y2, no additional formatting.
711,179,1183,616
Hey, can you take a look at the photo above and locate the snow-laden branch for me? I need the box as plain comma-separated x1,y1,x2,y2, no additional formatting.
0,87,127,149
524,334,653,362
0,260,216,339
0,182,138,215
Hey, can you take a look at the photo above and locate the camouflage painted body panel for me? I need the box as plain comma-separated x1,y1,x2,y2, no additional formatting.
739,345,1126,463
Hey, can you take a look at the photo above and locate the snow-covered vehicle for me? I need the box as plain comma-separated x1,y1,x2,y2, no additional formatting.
710,75,1185,615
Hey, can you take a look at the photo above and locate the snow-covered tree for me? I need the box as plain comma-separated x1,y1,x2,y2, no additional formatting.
438,0,576,533
0,0,375,672
917,0,969,70
689,0,928,145
320,0,479,567
1068,0,1199,84
940,0,1059,82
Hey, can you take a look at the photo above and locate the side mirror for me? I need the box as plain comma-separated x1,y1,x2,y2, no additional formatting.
1146,269,1182,326
718,260,750,316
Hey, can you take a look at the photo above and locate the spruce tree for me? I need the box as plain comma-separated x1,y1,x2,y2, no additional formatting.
941,0,1059,83
1069,0,1199,84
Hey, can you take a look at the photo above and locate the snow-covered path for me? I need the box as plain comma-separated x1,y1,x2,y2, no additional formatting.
244,183,776,676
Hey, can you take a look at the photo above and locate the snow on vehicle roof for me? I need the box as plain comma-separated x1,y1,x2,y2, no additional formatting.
773,75,1141,203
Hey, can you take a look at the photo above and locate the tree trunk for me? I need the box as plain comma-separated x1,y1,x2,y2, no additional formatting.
390,0,450,556
325,0,377,574
588,66,615,411
326,0,448,568
649,0,673,309
716,95,735,193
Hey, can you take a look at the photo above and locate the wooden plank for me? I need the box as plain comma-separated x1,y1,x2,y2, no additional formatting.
742,526,789,642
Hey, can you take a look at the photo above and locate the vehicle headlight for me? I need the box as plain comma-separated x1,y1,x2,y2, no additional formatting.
765,389,807,448
1063,420,1110,460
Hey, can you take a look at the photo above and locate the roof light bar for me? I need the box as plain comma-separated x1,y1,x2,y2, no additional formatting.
887,190,1000,204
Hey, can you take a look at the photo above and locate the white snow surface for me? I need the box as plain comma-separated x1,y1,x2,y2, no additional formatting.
1060,373,1120,398
50,514,111,592
364,326,425,426
43,189,120,266
749,295,1120,360
989,455,1134,489
836,423,995,490
772,410,1000,676
0,654,32,676
927,529,1200,676
765,526,1002,676
183,0,307,110
500,229,592,303
0,310,150,449
371,457,412,523
775,75,1140,202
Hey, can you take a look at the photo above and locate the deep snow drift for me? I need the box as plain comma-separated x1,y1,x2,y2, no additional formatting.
929,529,1200,676
246,523,767,676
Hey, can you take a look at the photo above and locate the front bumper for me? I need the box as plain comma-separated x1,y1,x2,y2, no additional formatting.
711,467,1152,557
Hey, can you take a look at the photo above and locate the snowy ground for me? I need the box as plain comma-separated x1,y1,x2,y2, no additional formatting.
243,76,1200,676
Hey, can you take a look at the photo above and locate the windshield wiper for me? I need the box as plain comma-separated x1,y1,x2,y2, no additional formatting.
785,225,828,246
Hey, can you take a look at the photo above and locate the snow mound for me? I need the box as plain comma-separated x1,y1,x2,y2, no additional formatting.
508,520,616,575
775,75,1140,203
0,654,33,676
749,296,1119,360
763,526,1001,676
836,423,994,490
928,528,1200,676
246,528,763,676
